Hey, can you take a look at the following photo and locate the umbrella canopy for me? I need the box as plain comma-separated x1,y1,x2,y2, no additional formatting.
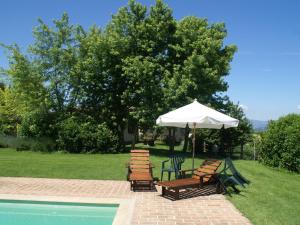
156,99,239,129
156,99,239,170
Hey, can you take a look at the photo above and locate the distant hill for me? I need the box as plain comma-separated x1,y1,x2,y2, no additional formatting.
250,119,269,132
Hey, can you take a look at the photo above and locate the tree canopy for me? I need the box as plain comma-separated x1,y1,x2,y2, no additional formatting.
0,0,250,152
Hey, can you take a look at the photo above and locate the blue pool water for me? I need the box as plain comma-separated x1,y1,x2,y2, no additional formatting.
0,200,118,225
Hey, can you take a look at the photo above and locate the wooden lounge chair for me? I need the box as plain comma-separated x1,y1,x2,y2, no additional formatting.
157,159,222,200
127,150,154,191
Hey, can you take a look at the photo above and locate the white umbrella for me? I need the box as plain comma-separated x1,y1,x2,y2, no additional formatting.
156,99,239,169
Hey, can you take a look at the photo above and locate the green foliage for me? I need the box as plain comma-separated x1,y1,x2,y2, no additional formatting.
18,109,57,138
0,88,20,135
0,136,55,152
164,16,236,108
194,100,252,154
219,101,253,152
1,0,239,152
3,45,47,113
57,116,118,153
30,13,83,112
260,114,300,172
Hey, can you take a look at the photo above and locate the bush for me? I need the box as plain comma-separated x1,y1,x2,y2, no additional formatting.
259,114,300,172
0,135,56,152
56,116,118,153
18,110,57,138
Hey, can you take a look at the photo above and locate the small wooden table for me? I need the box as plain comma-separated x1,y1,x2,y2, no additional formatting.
129,172,154,191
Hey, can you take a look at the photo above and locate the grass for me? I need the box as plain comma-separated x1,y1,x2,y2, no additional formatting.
0,144,299,225
228,160,300,225
0,144,204,180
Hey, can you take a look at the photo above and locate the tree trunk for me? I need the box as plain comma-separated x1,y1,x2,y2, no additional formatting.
172,128,176,152
131,125,138,150
118,125,125,151
182,125,189,152
240,143,244,159
168,127,175,154
168,127,172,152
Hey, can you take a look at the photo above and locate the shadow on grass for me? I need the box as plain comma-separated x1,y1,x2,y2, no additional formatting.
127,142,225,160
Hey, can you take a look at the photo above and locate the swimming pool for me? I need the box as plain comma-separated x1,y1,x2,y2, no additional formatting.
0,200,118,225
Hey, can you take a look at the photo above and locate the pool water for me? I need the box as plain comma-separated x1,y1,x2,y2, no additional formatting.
0,200,118,225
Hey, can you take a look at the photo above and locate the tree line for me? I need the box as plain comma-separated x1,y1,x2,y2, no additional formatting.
0,0,251,153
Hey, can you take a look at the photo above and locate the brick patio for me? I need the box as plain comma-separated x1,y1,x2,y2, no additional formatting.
0,177,251,225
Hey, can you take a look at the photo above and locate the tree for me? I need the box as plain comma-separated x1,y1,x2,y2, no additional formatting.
29,13,83,112
260,114,300,172
194,100,252,156
0,87,20,135
0,45,47,136
163,16,236,109
103,0,177,146
162,16,237,151
3,45,47,113
1,0,242,153
219,101,253,156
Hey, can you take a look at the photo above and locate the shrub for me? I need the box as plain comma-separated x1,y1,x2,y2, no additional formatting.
56,116,118,153
0,135,56,152
18,110,57,138
259,114,300,172
30,138,56,152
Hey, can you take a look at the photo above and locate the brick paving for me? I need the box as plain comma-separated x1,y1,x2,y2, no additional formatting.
0,177,251,225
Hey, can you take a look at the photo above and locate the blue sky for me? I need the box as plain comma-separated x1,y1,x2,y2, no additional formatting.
0,0,299,120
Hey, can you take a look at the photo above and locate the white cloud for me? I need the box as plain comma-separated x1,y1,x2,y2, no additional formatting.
239,104,248,111
297,105,300,110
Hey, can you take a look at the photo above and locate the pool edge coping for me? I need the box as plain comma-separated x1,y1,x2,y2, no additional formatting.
0,194,135,225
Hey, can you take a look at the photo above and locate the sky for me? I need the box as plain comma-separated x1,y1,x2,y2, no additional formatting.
0,0,299,121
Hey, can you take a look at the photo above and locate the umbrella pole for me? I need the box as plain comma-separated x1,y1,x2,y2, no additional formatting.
192,123,196,170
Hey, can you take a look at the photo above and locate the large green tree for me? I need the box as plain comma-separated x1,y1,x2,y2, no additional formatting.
1,0,244,152
29,13,83,112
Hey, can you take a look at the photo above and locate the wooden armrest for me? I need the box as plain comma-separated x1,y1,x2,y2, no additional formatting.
178,168,197,178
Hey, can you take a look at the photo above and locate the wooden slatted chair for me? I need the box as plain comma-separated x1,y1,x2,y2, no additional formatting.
127,150,154,191
157,159,222,200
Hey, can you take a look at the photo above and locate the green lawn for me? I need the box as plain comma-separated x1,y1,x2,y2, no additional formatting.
228,160,300,225
0,146,299,225
0,145,203,180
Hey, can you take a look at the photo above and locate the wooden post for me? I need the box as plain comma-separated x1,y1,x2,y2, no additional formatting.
192,123,196,170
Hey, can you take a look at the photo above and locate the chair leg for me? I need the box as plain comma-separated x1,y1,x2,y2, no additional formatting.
162,186,166,196
175,189,179,200
168,171,171,181
161,171,164,181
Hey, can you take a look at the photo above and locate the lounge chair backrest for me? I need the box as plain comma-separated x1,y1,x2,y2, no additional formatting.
129,149,151,173
192,159,222,182
224,157,249,184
